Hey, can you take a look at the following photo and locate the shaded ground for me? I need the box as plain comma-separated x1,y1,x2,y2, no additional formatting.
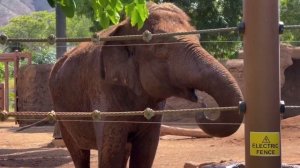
0,116,299,168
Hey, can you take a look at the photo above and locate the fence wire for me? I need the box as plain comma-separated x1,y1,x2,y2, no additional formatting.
0,27,239,45
1,24,300,45
10,118,243,125
0,105,299,124
0,106,239,121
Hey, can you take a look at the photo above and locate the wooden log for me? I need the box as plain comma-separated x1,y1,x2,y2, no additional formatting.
160,125,211,138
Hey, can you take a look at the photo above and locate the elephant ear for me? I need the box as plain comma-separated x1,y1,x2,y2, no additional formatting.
99,20,144,96
97,24,124,80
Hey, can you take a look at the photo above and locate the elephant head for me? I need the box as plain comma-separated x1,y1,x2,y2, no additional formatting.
98,3,244,137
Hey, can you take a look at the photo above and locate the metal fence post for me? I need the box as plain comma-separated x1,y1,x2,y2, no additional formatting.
243,0,281,167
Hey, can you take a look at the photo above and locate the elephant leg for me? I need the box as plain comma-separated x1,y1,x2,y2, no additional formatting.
129,124,161,168
97,123,129,168
53,122,62,138
59,122,90,168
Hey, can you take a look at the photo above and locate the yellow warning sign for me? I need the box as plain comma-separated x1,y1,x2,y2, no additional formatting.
250,132,280,156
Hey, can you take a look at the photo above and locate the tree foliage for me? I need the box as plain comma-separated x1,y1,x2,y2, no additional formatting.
55,0,244,58
280,0,300,46
48,0,300,58
157,0,243,59
48,0,148,30
157,0,300,58
0,11,93,64
1,0,299,62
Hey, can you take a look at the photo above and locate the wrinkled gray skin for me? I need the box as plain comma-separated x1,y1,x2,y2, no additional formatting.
49,3,243,168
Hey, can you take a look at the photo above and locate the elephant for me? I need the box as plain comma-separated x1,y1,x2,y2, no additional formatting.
49,2,243,168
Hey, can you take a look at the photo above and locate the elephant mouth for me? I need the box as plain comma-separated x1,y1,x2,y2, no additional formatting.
182,88,221,121
179,88,198,102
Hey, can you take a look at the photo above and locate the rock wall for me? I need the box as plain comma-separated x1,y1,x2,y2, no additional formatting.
17,64,54,126
233,43,300,118
238,44,294,88
282,59,300,118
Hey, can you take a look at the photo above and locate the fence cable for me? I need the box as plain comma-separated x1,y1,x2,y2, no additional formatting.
0,27,240,45
0,106,238,122
1,25,300,45
1,105,299,122
1,105,299,131
0,23,299,46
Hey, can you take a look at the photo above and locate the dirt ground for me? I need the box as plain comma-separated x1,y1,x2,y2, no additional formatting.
0,116,299,168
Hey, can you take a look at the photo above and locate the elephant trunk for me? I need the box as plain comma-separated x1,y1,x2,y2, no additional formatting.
176,46,244,137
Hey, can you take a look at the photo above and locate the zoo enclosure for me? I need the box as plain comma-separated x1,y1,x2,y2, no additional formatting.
1,0,300,167
0,51,31,111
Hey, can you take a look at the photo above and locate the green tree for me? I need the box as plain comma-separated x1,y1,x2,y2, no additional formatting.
159,0,300,58
280,0,300,46
0,11,93,64
53,0,244,58
159,0,243,59
50,0,245,59
48,0,149,30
